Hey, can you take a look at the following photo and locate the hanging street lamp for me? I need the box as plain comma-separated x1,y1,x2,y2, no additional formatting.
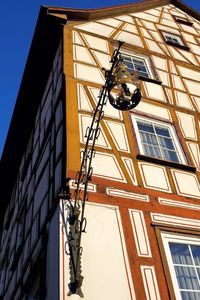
60,41,142,297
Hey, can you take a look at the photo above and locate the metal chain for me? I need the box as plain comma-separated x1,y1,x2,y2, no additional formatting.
61,41,124,297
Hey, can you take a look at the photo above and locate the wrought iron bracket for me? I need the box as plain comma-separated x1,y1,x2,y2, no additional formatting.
59,40,141,297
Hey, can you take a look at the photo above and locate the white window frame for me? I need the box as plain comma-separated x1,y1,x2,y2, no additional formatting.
161,232,200,300
120,50,154,79
162,31,185,46
131,114,187,165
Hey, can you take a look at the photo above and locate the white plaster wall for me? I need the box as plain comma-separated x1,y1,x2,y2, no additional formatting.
74,22,115,37
184,76,200,96
141,266,161,300
91,50,110,69
172,75,185,90
73,32,84,45
171,170,200,199
81,203,136,299
145,39,165,54
73,45,95,65
139,162,172,193
135,102,171,120
168,47,187,62
82,33,109,53
152,56,167,71
74,63,104,85
77,84,93,112
129,209,152,257
105,120,130,152
157,70,170,86
189,43,200,55
97,18,122,27
60,203,136,300
123,23,138,34
178,66,200,81
176,112,197,140
175,91,194,110
141,28,152,39
144,82,166,102
187,142,200,170
88,86,122,119
192,96,200,111
182,33,197,44
114,31,144,48
91,151,126,182
116,15,134,23
79,114,111,148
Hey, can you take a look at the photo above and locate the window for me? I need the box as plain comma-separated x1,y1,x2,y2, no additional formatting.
120,52,162,84
161,31,189,51
121,53,151,78
161,232,200,300
131,115,187,165
163,31,184,46
173,15,193,26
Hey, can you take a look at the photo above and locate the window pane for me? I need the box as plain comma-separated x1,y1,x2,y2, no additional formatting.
132,58,143,64
162,149,179,162
181,291,200,300
191,246,200,265
121,55,131,63
125,62,134,71
143,145,162,158
121,54,150,78
174,266,200,290
172,38,180,44
166,36,173,42
138,70,149,78
137,122,154,133
135,65,146,72
196,268,200,279
163,32,183,46
169,243,192,265
155,127,170,137
158,136,175,150
140,132,158,146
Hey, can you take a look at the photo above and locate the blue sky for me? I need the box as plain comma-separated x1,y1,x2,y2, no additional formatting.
0,0,200,158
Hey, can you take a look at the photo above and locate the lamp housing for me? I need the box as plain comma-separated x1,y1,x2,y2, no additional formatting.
107,60,141,111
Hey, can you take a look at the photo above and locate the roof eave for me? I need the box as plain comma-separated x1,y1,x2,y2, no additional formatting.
46,0,200,21
47,0,170,20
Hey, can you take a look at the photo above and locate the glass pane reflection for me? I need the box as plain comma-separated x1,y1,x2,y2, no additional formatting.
191,246,200,266
174,266,200,290
169,243,192,265
181,291,200,300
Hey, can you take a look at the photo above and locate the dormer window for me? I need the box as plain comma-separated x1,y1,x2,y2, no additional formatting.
173,15,193,26
161,31,190,51
163,32,184,46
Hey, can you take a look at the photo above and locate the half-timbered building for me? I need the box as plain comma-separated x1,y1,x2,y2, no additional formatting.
1,0,200,299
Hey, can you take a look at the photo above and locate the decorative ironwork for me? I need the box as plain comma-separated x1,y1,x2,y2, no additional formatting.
60,41,141,297
107,57,141,110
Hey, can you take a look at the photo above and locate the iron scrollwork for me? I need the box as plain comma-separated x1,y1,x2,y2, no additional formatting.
60,41,141,297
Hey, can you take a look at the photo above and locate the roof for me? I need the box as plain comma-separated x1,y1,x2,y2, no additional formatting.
0,0,200,217
45,0,200,21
